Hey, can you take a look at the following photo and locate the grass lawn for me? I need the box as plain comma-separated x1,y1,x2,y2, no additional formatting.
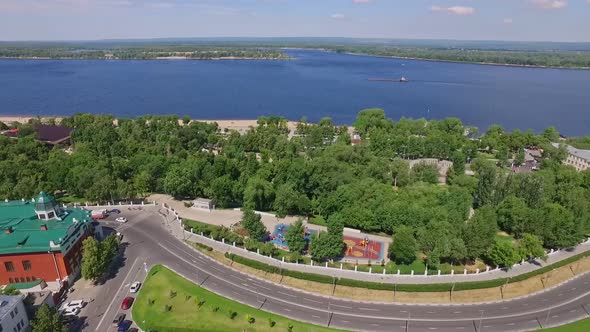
539,319,590,331
133,265,344,332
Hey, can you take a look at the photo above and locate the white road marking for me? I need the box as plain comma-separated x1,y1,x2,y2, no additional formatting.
278,291,297,298
359,308,379,311
303,298,323,304
283,308,291,312
312,315,321,319
94,257,140,331
453,311,462,314
507,323,515,326
332,304,353,309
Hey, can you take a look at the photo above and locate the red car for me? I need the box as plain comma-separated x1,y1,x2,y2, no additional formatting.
120,297,134,310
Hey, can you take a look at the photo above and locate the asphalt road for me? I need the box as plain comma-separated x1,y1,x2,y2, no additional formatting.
86,208,590,332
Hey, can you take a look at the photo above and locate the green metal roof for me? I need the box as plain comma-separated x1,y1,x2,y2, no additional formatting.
0,199,92,255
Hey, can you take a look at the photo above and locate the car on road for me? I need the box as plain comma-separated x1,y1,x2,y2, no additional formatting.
64,300,86,309
116,217,128,223
121,297,134,310
130,281,141,293
112,313,126,326
110,209,122,214
117,320,132,332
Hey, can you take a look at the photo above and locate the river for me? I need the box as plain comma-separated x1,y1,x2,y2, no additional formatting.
0,49,589,135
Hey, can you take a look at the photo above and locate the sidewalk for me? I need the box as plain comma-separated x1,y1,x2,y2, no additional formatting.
155,204,590,285
149,194,392,245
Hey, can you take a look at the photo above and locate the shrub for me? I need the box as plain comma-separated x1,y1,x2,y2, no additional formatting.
268,318,276,328
228,310,237,320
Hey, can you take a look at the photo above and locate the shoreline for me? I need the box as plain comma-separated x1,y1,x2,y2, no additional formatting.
0,116,344,134
340,51,590,71
0,56,291,61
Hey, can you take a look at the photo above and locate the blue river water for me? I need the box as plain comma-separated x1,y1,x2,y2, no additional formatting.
0,50,589,135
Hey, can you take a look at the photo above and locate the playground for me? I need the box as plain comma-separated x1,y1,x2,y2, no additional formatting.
343,235,385,261
270,223,315,249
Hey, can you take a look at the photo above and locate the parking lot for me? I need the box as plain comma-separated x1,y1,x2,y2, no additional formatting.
58,207,151,332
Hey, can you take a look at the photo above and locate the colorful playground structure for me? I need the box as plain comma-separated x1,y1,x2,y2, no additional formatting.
343,235,384,261
270,223,315,250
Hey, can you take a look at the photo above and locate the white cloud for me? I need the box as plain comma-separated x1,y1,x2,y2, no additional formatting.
352,0,374,4
530,0,568,9
503,18,513,24
430,5,475,16
330,13,346,20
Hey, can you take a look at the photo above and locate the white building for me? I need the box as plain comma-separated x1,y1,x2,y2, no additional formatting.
0,295,29,332
192,198,215,211
551,143,590,172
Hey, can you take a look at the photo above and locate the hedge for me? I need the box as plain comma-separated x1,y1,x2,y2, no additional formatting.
222,250,590,293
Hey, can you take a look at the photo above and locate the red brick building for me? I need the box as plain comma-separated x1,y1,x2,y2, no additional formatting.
0,192,92,290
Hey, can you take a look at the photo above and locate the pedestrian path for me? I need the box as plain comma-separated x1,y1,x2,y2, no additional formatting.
149,196,590,284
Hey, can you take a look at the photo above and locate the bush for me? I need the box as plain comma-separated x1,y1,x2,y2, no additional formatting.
268,318,276,328
228,310,237,320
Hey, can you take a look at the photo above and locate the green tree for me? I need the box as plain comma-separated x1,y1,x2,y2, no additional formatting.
388,226,418,265
240,209,267,241
31,304,67,332
488,239,519,268
285,219,306,254
310,216,344,262
100,233,120,272
462,206,498,260
474,161,497,207
81,236,102,281
0,285,20,295
518,233,547,261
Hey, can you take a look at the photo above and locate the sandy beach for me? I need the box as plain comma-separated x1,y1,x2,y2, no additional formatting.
0,116,325,134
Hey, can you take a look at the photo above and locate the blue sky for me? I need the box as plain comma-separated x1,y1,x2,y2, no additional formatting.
0,0,589,42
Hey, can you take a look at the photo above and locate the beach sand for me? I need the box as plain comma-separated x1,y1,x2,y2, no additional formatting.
0,116,319,134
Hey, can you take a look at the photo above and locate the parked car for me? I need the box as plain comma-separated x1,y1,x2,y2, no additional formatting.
112,313,126,326
64,300,86,309
128,328,139,332
121,297,134,310
110,209,122,214
130,281,141,293
117,320,132,332
116,217,128,223
62,307,80,316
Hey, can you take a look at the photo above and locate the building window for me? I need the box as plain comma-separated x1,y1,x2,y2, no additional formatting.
8,278,13,284
4,261,14,272
22,260,32,271
25,277,30,282
14,307,17,315
10,311,14,319
48,211,55,219
19,277,24,283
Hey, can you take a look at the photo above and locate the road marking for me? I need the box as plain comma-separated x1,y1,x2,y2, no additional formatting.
95,257,140,331
428,328,438,330
340,320,349,323
283,308,291,312
278,291,297,298
570,309,577,313
507,323,515,326
312,315,321,319
359,308,379,311
303,298,323,304
453,311,462,314
455,327,465,330
331,304,353,309
427,311,436,314
370,323,380,326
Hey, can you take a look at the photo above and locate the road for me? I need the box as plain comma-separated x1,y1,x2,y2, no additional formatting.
85,208,590,332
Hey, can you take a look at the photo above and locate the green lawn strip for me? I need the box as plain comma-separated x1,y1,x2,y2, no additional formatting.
133,265,344,332
225,250,590,293
538,319,590,331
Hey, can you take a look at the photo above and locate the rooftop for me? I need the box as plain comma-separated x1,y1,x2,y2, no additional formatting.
0,195,91,255
34,124,72,144
551,143,590,161
0,295,23,320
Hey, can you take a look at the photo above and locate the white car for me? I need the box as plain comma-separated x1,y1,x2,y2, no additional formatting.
62,307,80,316
130,281,141,293
115,217,128,223
64,300,86,309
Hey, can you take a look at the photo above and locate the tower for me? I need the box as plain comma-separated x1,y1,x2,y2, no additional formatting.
33,192,61,220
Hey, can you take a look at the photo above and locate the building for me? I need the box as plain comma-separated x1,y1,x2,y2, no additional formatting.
0,295,29,332
1,124,73,147
0,192,93,291
192,198,215,211
551,143,590,172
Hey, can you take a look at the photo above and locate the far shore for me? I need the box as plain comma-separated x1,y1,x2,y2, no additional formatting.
342,51,590,71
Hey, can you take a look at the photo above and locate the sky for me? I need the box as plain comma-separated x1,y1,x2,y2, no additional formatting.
0,0,589,42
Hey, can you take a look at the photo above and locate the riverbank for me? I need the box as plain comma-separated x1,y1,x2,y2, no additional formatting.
0,116,331,135
341,51,590,70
